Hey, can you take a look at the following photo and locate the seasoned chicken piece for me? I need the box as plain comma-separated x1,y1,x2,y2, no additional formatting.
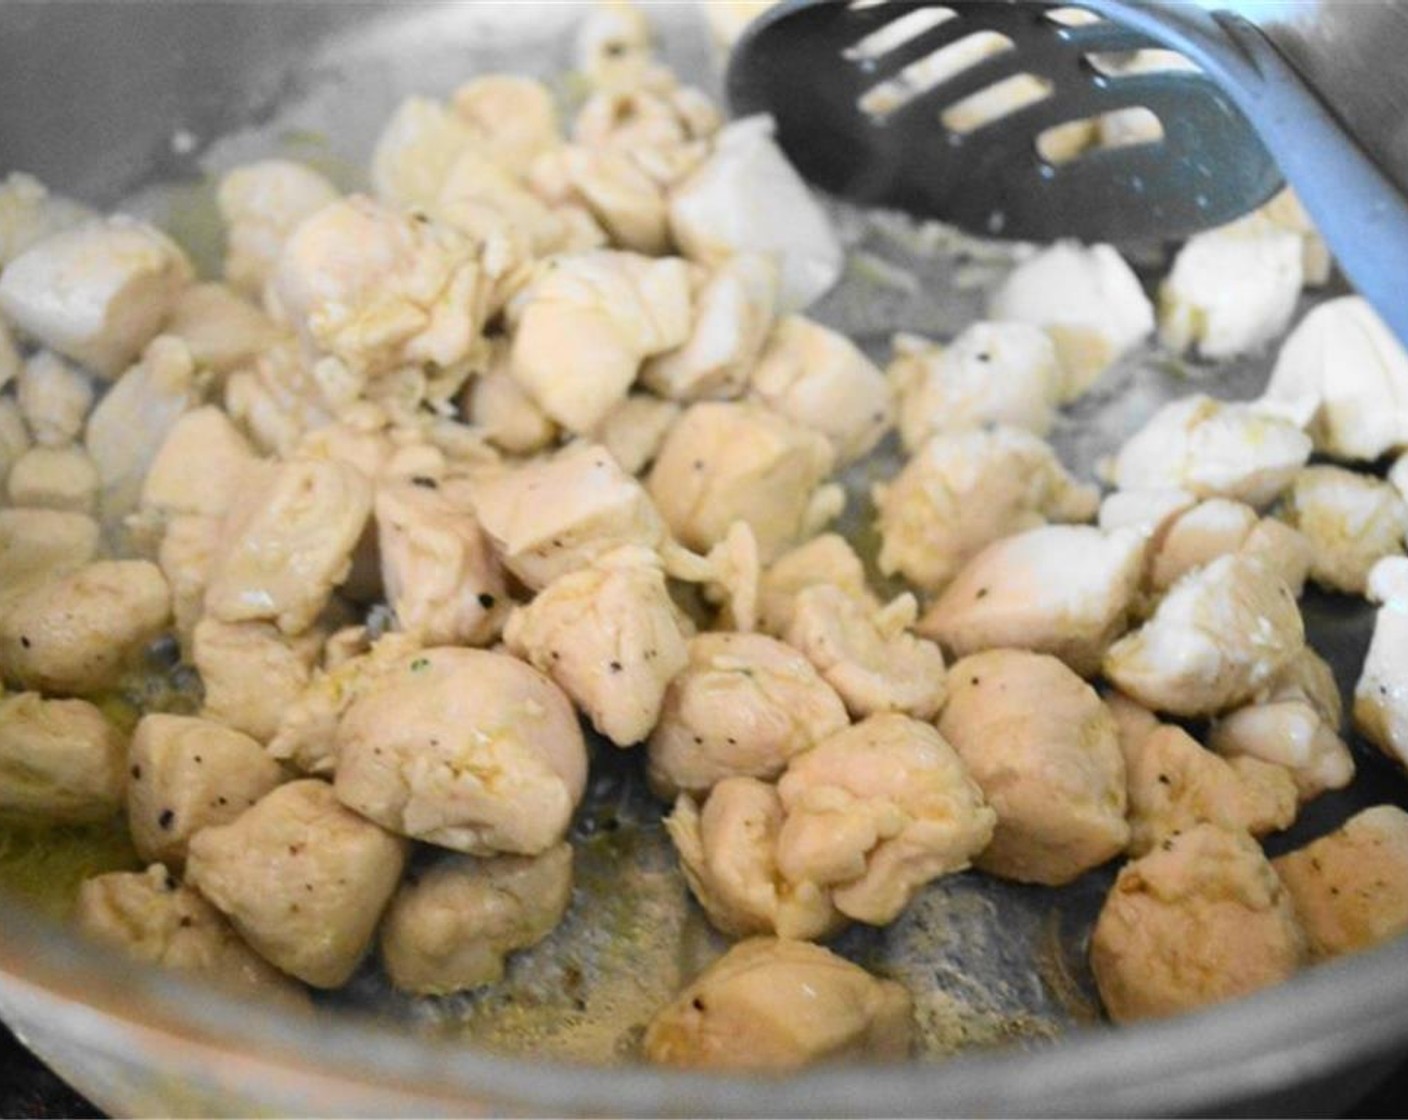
223,340,337,458
1237,517,1315,599
571,81,720,187
17,350,92,447
1104,554,1304,717
450,75,560,177
0,692,125,823
987,241,1154,400
0,508,99,609
1210,699,1353,803
463,342,558,456
380,843,573,995
157,515,219,657
508,250,691,433
918,525,1145,677
438,146,592,257
889,323,1062,451
0,172,93,268
749,315,893,464
335,648,588,855
1273,805,1408,959
874,425,1099,593
0,397,29,487
204,457,373,635
1352,593,1408,770
1148,498,1258,594
538,145,671,255
776,714,995,924
5,443,98,514
76,865,305,1007
194,618,323,744
1090,823,1307,1023
786,586,947,720
0,560,169,694
648,400,840,562
668,115,844,313
937,651,1128,885
647,631,849,798
641,254,777,402
164,282,284,377
139,406,260,523
186,779,407,988
370,97,478,212
643,937,912,1071
1109,395,1311,509
127,714,286,870
757,533,879,637
217,160,339,300
0,215,192,378
503,546,689,747
1278,466,1408,596
1097,487,1196,538
591,392,680,476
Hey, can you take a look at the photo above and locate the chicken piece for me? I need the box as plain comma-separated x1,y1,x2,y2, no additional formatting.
186,779,407,988
335,648,588,856
0,396,29,487
641,254,777,402
17,350,92,447
1273,805,1408,959
918,525,1145,677
987,241,1154,400
450,75,560,177
194,618,323,744
204,457,372,635
369,97,479,212
1104,554,1304,716
775,714,995,924
503,546,689,747
874,425,1099,593
1258,296,1408,462
667,777,843,940
0,216,192,379
648,400,840,562
785,586,947,720
1090,823,1307,1023
508,250,691,433
217,160,340,300
1097,487,1196,537
1147,498,1258,594
0,560,169,695
574,1,662,93
223,340,337,458
1158,216,1303,359
701,0,775,47
1368,554,1408,606
1260,187,1332,287
0,172,93,268
541,145,671,255
647,631,849,798
1110,395,1311,509
1210,698,1354,803
164,282,285,377
156,515,218,657
5,443,98,514
0,692,125,823
0,508,99,609
888,322,1062,451
1238,517,1314,599
463,342,558,456
585,392,677,476
643,937,912,1071
139,406,261,525
937,651,1128,885
1278,466,1408,596
380,843,573,995
571,82,720,188
757,533,879,637
437,145,591,257
127,714,286,870
668,115,844,313
1352,595,1408,771
76,865,306,1007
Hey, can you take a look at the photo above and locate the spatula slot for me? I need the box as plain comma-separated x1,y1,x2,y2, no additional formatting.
941,72,1055,135
842,6,957,61
1086,48,1199,77
1035,106,1165,164
858,30,1016,120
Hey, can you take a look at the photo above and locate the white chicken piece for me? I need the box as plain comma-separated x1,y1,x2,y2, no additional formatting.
216,160,340,300
335,648,588,856
1273,805,1408,960
0,172,93,268
139,406,261,522
0,560,169,695
204,457,373,635
1097,487,1196,537
1090,823,1307,1023
1104,553,1304,717
582,395,676,479
888,323,1062,451
785,586,947,720
917,525,1145,677
463,341,558,456
370,97,478,212
508,250,692,434
0,215,192,379
17,350,92,447
571,82,720,188
0,508,99,608
648,400,841,563
380,843,573,995
757,532,879,638
1259,296,1408,462
1237,517,1315,599
1260,187,1332,286
775,714,995,925
375,477,508,647
163,282,285,378
538,145,671,255
574,1,662,93
438,146,593,258
0,397,29,489
1368,554,1408,606
5,443,99,514
937,651,1129,885
450,75,561,177
642,937,913,1071
127,713,287,870
987,241,1154,400
1353,593,1408,771
1278,466,1408,596
1109,395,1312,509
194,618,324,745
874,425,1099,594
157,515,219,657
186,779,408,989
1145,498,1258,595
0,692,125,823
223,340,337,458
503,546,689,747
668,115,844,313
641,254,778,403
748,315,893,464
647,631,849,799
1158,216,1303,359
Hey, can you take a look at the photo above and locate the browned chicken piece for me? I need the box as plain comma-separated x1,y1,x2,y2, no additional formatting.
0,691,126,823
380,842,573,995
216,160,339,300
756,532,880,637
643,937,912,1071
938,650,1128,885
1090,823,1307,1023
140,405,261,521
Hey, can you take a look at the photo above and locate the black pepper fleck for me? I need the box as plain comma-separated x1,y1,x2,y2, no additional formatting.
609,660,623,673
412,475,439,489
130,764,142,780
18,636,30,649
158,809,175,830
478,592,496,609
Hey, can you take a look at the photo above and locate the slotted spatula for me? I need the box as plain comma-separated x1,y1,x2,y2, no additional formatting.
728,0,1408,345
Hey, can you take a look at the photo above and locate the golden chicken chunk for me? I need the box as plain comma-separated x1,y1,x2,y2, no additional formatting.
0,691,126,824
0,507,99,608
757,532,880,637
1279,466,1408,596
536,144,670,255
216,159,340,300
195,614,326,744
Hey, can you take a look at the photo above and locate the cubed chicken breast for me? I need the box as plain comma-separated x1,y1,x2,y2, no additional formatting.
17,350,93,447
450,75,561,177
757,533,879,637
1147,498,1258,594
1353,595,1408,771
0,396,30,487
163,282,285,377
1238,517,1314,599
0,508,99,608
1259,187,1331,286
463,342,558,456
0,172,93,269
157,514,220,658
542,145,671,255
571,82,719,188
217,160,340,300
193,618,323,744
222,340,337,458
139,405,261,521
0,691,125,823
591,392,680,477
1278,466,1408,596
575,1,662,93
5,443,99,514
